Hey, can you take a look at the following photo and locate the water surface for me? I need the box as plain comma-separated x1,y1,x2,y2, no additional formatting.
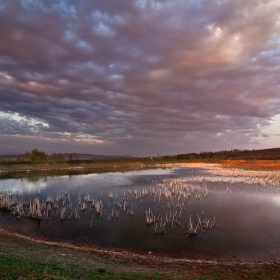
1,167,280,261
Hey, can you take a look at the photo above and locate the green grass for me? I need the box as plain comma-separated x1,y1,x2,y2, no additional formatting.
0,254,155,279
0,157,180,179
0,254,73,279
203,271,224,279
0,241,177,280
119,260,129,265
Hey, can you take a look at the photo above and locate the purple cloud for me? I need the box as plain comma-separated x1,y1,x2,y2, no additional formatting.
0,0,280,156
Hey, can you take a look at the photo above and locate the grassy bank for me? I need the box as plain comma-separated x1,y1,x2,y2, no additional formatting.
0,232,171,280
0,228,280,280
0,157,280,177
0,157,180,172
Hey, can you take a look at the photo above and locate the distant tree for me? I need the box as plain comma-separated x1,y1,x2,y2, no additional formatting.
24,148,47,162
49,151,63,161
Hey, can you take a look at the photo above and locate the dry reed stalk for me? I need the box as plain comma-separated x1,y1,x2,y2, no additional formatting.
60,206,66,220
29,198,42,220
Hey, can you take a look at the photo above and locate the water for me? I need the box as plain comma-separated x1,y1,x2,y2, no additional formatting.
1,167,280,261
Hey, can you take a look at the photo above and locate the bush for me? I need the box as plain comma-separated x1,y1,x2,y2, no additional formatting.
24,149,47,162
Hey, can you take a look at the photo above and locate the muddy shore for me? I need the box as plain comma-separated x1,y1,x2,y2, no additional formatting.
1,226,280,279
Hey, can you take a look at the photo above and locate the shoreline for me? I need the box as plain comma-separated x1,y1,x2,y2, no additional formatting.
1,226,280,279
1,226,279,265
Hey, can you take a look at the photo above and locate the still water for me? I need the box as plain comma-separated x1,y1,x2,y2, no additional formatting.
1,167,280,261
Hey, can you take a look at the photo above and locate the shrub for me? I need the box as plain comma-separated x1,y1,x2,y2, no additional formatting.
24,148,48,162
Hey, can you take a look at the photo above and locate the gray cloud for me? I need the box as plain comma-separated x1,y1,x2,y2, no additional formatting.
0,0,280,156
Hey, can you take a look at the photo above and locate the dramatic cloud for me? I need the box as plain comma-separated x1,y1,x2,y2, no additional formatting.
0,0,280,156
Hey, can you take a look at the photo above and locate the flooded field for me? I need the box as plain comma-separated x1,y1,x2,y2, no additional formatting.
1,165,280,261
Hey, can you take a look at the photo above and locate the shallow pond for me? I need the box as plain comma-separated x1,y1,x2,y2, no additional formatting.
1,167,280,261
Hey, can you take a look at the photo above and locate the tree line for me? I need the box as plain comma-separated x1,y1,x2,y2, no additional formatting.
22,147,280,162
174,148,280,160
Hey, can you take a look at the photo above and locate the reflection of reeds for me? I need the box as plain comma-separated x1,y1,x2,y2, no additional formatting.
75,207,80,220
115,209,120,218
145,208,154,225
159,217,165,234
11,203,25,218
60,206,66,220
152,216,166,235
2,167,226,241
29,198,42,220
81,201,87,211
95,200,102,215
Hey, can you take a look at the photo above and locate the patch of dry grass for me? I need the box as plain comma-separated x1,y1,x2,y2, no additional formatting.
220,160,280,170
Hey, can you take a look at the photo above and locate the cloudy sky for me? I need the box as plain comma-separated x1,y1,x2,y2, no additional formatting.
0,0,280,156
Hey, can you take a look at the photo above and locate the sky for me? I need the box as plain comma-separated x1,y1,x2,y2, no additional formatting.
0,0,280,157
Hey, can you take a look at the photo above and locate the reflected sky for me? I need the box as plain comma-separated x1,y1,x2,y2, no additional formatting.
0,168,175,193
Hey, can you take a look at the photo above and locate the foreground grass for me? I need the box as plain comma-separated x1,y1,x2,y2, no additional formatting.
0,234,178,280
1,231,280,280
